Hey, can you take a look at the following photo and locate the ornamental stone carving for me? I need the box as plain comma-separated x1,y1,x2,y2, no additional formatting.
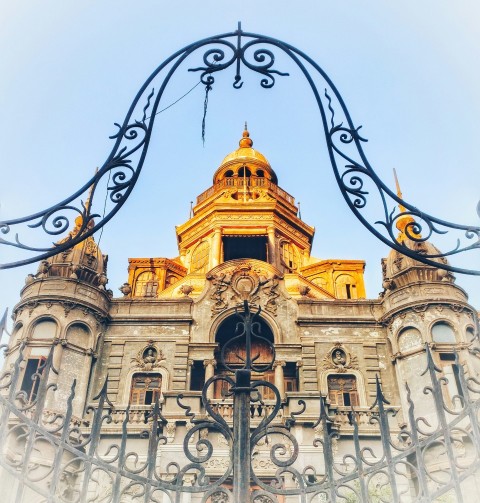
130,341,165,371
207,263,282,316
321,343,358,373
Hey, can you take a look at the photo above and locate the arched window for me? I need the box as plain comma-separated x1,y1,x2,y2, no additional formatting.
398,327,422,352
214,315,275,399
134,271,158,297
238,166,251,178
66,323,90,346
328,374,359,407
32,319,57,340
335,274,357,299
281,242,299,271
130,373,162,405
432,322,456,343
191,241,210,273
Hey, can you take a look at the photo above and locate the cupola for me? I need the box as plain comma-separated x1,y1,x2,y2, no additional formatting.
212,125,278,185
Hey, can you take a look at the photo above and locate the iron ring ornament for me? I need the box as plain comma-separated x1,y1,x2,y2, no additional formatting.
0,23,478,273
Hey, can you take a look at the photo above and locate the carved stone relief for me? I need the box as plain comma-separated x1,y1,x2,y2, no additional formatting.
207,263,282,316
321,343,359,373
130,341,165,371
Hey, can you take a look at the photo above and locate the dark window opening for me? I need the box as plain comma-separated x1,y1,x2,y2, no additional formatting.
190,361,206,391
21,358,45,403
343,392,351,406
346,284,351,299
439,353,456,362
284,362,298,393
224,170,234,177
238,166,251,177
256,170,265,177
223,236,267,262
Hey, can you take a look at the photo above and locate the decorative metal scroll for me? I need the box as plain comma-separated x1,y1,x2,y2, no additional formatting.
1,303,480,502
0,24,479,273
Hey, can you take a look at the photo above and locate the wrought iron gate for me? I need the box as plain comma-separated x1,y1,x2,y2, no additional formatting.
1,301,480,502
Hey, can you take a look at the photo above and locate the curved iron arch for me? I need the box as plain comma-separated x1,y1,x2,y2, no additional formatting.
1,24,479,273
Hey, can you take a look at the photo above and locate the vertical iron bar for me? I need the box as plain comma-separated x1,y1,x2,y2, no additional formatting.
232,368,251,503
47,379,77,502
350,410,369,502
373,376,399,503
404,383,430,502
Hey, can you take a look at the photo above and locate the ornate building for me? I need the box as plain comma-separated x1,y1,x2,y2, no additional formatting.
1,128,479,501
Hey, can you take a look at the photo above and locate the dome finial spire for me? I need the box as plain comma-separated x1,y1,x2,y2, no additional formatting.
239,122,253,148
393,169,420,241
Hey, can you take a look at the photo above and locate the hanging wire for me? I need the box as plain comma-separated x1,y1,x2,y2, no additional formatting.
96,170,112,250
144,80,202,121
202,82,212,146
96,80,203,249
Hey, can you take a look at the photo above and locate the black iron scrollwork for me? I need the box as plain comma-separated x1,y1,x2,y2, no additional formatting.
1,24,478,273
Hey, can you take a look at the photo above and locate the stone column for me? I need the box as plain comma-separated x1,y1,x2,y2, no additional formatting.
211,228,222,268
204,359,217,400
273,361,286,399
296,360,304,392
185,359,193,390
267,226,276,267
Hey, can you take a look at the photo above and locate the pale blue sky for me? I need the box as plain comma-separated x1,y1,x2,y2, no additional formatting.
1,1,479,329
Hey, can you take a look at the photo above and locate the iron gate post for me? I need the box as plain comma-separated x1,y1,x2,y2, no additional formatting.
232,368,252,502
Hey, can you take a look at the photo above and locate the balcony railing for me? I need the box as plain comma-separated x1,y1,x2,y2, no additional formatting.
196,177,295,205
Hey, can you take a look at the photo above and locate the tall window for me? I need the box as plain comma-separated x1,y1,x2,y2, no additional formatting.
328,375,359,407
437,353,462,405
191,241,210,273
190,361,206,391
21,357,46,403
281,242,299,271
134,271,159,297
130,374,162,405
335,274,357,299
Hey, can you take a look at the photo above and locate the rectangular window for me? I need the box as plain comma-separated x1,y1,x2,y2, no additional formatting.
328,375,359,407
21,358,45,403
130,374,162,405
190,361,206,391
222,236,268,262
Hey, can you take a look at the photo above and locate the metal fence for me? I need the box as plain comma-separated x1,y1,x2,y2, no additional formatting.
1,302,480,502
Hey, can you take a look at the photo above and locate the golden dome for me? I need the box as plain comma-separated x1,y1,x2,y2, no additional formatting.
213,127,278,184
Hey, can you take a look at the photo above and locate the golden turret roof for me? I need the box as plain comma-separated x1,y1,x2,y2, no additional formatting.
213,126,278,184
